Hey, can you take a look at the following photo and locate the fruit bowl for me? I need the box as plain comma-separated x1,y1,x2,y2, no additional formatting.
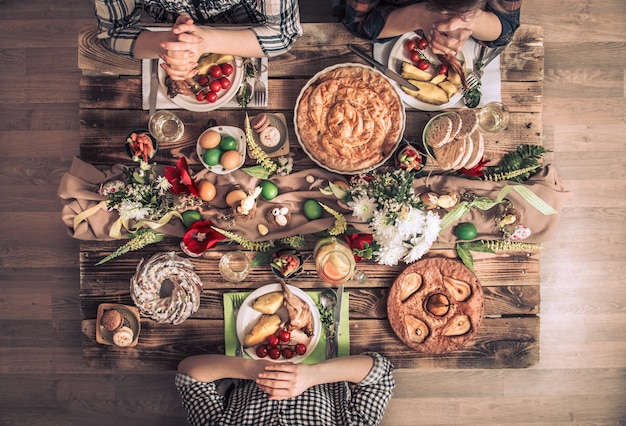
270,248,304,280
125,129,158,161
394,140,426,175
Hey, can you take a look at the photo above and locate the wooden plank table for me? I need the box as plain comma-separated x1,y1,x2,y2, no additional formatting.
77,23,544,370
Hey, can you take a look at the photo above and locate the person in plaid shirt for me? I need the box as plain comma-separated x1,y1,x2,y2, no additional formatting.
175,352,394,425
94,0,302,80
343,0,521,55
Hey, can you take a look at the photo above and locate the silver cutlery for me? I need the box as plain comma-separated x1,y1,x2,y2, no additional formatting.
254,57,267,107
148,58,159,117
332,284,344,358
320,288,338,359
464,44,508,107
347,44,420,92
231,293,246,357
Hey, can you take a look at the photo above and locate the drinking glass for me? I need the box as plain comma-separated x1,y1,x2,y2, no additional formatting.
219,251,251,282
314,237,367,285
148,110,185,142
478,102,510,133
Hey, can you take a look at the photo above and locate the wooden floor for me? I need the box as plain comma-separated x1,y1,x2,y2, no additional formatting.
1,0,625,424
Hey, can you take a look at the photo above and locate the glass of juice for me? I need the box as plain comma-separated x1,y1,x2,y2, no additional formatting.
314,237,366,285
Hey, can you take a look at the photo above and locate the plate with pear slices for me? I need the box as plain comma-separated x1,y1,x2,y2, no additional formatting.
388,32,473,111
236,283,321,362
387,257,484,354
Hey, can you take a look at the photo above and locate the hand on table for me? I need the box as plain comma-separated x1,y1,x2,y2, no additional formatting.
256,362,314,400
428,16,475,56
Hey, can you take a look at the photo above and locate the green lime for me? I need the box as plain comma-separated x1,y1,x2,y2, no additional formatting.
219,135,238,151
454,222,478,240
203,148,222,166
303,199,323,220
181,210,202,227
260,180,279,200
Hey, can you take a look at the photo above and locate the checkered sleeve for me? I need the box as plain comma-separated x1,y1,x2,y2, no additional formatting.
249,0,303,57
343,0,400,42
346,352,395,425
175,373,227,426
93,0,145,58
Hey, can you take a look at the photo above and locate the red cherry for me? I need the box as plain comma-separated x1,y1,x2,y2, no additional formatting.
209,65,223,78
278,329,291,342
295,343,307,355
266,334,279,347
206,91,218,103
209,80,222,93
268,347,281,359
221,63,234,76
195,91,206,102
197,75,210,86
219,77,231,90
282,347,294,359
256,345,268,358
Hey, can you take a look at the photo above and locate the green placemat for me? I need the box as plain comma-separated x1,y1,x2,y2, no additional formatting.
224,290,350,363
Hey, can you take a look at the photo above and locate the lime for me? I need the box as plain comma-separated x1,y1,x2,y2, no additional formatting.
219,135,238,151
454,222,478,240
303,199,323,220
203,148,222,166
181,210,202,227
260,180,279,200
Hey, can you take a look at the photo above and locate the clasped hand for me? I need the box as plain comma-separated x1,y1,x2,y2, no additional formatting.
159,15,204,80
428,14,480,56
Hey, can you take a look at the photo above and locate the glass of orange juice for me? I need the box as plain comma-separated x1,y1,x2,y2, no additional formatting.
314,237,366,285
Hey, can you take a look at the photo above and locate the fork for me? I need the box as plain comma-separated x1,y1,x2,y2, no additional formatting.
253,57,267,107
463,44,508,106
231,293,246,357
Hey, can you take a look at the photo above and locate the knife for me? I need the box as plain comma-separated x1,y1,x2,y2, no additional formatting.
347,44,419,92
148,58,159,117
331,284,344,358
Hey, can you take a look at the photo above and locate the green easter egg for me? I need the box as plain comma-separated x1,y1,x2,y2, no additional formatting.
454,222,478,240
219,135,238,151
260,180,279,200
203,148,222,166
303,199,323,220
181,210,202,228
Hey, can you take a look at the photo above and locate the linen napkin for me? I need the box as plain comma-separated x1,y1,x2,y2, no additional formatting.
223,290,350,363
374,37,502,108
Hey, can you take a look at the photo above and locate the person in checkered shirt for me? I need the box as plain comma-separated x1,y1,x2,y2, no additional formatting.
94,0,302,80
175,352,394,425
343,0,521,56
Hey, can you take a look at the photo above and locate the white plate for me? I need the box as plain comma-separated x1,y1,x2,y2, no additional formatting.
158,57,244,112
236,283,321,362
196,125,246,174
387,33,473,111
293,63,405,175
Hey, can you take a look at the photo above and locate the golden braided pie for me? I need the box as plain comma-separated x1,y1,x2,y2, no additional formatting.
295,65,405,173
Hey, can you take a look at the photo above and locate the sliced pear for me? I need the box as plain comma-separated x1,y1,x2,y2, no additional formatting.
443,276,472,301
405,315,430,343
244,314,282,347
402,80,449,106
400,272,423,302
426,293,450,316
442,315,471,336
401,61,433,81
252,291,285,314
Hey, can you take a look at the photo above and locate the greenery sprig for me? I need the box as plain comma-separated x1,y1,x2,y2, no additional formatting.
211,226,275,252
481,144,551,182
456,239,543,272
319,203,347,236
244,113,277,175
95,228,164,265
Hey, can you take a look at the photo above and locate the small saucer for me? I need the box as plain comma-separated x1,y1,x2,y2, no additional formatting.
95,303,141,347
247,113,290,158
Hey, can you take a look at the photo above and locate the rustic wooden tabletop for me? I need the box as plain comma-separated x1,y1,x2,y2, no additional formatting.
77,23,544,370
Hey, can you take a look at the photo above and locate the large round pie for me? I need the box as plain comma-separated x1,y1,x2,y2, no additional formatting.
387,257,484,354
294,64,405,174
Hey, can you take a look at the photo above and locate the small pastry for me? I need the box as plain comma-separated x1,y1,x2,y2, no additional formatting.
101,309,124,331
251,113,270,133
259,126,281,148
112,326,134,347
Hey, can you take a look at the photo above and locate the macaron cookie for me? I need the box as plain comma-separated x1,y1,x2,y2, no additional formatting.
112,326,135,347
250,113,270,133
101,309,124,331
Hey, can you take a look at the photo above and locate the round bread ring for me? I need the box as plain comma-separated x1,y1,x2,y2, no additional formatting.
130,252,203,325
387,257,484,354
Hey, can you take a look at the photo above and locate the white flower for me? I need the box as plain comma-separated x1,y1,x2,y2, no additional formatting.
118,201,150,221
156,175,172,193
348,194,378,222
375,243,407,266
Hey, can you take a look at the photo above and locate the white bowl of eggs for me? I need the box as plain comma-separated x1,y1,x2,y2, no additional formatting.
197,126,247,174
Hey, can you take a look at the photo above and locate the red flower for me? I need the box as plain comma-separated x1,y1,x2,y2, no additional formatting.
165,157,199,196
180,220,226,257
344,233,374,262
459,157,489,177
